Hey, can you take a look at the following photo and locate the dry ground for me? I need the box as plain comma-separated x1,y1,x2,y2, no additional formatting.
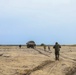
0,45,76,75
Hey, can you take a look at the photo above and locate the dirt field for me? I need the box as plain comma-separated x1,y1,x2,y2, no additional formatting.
0,45,76,75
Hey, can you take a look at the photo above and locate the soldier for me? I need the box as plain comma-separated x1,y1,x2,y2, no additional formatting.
44,45,46,51
48,46,50,51
53,42,61,60
19,45,21,48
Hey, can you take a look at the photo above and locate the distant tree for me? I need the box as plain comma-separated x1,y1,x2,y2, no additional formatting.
40,43,45,46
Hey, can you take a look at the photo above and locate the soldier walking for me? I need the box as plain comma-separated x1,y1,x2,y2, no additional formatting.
19,45,21,48
53,42,61,60
44,45,46,51
48,46,50,51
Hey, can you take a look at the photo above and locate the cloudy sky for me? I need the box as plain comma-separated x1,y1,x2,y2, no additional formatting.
0,0,76,45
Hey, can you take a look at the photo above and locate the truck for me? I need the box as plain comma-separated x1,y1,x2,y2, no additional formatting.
26,41,36,48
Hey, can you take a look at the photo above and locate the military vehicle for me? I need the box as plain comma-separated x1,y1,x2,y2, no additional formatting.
26,41,36,48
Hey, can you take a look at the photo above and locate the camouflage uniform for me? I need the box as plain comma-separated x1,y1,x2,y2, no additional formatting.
48,46,50,50
53,42,61,60
44,45,46,51
19,45,21,48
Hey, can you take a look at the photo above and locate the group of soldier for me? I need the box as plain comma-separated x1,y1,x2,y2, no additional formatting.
44,42,61,61
44,45,50,51
19,42,61,61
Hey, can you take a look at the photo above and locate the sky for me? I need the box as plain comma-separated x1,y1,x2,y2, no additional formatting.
0,0,76,45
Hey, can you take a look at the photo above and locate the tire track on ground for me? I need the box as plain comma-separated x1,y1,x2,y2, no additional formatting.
24,48,76,75
25,48,60,75
36,48,76,62
29,60,60,75
34,48,76,63
60,53,76,63
22,48,56,75
34,48,51,57
25,60,54,75
33,48,76,75
47,61,59,75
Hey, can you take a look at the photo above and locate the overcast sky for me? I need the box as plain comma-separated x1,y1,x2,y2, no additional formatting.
0,0,76,45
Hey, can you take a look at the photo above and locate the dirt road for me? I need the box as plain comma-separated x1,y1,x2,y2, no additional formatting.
0,46,76,75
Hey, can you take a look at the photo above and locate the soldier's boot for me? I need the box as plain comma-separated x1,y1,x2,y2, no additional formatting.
55,55,58,60
57,55,59,60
